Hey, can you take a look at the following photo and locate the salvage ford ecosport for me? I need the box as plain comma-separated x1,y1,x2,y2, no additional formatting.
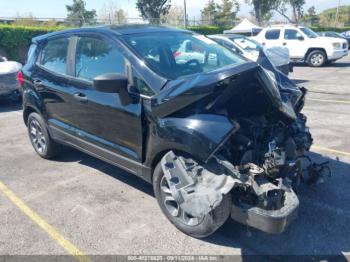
21,25,326,238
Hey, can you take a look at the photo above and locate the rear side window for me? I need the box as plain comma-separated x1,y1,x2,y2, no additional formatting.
75,37,125,81
265,29,280,40
40,38,69,74
27,44,37,63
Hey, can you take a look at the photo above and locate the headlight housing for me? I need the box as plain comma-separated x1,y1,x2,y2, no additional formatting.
332,42,342,49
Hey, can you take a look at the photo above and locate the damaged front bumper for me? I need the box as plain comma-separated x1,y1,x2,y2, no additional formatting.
231,187,299,234
161,151,301,234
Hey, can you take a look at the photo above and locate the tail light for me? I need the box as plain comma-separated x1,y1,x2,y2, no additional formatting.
173,51,182,58
17,71,24,87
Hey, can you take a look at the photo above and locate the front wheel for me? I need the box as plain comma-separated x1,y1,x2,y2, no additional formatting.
307,50,326,67
152,160,232,238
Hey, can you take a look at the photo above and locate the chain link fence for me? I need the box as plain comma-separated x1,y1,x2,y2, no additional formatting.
0,16,240,28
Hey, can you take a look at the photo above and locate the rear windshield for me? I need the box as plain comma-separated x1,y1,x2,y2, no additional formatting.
122,32,246,80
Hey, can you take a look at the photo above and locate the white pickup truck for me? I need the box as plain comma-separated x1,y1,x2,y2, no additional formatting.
253,25,348,67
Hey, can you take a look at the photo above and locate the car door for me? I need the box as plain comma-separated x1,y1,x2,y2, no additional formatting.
32,36,76,129
64,34,144,166
282,29,307,59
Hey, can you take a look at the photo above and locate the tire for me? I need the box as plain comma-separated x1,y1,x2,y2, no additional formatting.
152,159,232,238
306,50,326,67
27,112,61,159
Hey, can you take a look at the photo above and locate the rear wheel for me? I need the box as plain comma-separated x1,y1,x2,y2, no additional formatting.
307,50,326,67
152,159,232,238
27,112,61,159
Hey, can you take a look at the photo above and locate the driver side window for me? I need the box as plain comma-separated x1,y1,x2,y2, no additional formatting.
75,36,125,81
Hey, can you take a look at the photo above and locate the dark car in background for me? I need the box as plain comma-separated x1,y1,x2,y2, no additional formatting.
21,25,316,238
318,31,350,49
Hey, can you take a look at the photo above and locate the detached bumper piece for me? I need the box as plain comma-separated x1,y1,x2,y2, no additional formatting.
229,163,300,234
231,188,299,234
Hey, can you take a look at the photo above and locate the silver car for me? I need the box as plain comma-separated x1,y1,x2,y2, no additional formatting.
0,56,22,100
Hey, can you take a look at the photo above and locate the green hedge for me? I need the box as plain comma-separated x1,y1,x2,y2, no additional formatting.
188,26,232,35
0,24,65,61
1,24,350,62
310,26,350,33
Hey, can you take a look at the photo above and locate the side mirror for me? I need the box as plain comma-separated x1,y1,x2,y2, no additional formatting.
93,73,128,93
297,36,304,41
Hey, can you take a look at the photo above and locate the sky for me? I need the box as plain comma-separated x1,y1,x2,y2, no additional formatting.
0,0,349,20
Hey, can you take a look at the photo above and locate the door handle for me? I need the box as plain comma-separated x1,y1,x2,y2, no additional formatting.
262,42,266,46
283,42,287,46
73,92,88,102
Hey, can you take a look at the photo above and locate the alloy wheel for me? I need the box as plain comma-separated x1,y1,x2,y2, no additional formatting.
310,53,324,66
29,119,47,154
159,175,204,226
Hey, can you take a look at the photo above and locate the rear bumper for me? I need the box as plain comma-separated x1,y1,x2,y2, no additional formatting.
231,189,299,234
0,86,20,96
0,72,20,96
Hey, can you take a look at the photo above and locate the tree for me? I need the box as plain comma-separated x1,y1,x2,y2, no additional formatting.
319,5,350,26
161,4,184,26
201,0,240,26
14,13,39,27
65,0,97,27
99,1,127,24
307,6,316,17
216,0,240,26
136,0,171,24
302,5,319,25
201,0,218,25
273,0,305,24
289,0,305,23
245,0,278,25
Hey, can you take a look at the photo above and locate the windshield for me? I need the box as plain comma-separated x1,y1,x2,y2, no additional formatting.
300,27,318,38
122,32,246,80
230,36,263,53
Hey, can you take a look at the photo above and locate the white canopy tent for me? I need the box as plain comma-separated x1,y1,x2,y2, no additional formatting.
224,18,262,35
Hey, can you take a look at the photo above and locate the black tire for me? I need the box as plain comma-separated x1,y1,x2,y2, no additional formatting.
27,112,61,159
152,160,232,238
306,50,327,67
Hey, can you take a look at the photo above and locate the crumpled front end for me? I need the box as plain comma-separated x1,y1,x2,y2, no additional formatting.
155,62,326,234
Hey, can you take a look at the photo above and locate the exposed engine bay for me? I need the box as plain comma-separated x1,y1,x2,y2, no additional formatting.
159,66,331,234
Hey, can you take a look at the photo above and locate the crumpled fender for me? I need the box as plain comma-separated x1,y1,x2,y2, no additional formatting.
145,114,239,165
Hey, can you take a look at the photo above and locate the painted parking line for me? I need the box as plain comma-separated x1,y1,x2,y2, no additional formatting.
308,98,350,104
0,181,90,262
313,145,350,157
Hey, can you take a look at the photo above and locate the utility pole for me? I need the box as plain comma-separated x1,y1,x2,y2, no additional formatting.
335,0,341,26
184,0,187,28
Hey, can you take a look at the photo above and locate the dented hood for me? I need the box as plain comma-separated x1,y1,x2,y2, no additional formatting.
151,62,259,118
150,61,296,120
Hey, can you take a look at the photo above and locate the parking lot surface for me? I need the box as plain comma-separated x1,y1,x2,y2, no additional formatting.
1,56,350,259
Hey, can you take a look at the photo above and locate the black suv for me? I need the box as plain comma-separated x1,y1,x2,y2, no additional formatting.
22,25,314,238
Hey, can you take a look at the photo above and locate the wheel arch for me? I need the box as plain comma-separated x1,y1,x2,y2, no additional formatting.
23,106,40,126
150,149,194,182
304,48,328,61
